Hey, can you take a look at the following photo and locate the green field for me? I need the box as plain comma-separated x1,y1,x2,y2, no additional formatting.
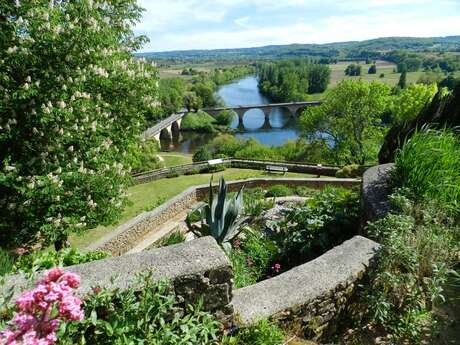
304,60,426,100
70,168,317,249
158,152,193,167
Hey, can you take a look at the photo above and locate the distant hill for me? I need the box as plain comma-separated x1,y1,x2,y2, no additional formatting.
138,36,460,61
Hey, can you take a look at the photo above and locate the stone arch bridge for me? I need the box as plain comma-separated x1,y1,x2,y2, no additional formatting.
143,101,321,140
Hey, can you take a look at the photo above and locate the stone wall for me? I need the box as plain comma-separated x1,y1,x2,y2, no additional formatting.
231,236,380,340
133,158,342,184
361,163,394,225
87,188,200,255
91,177,361,255
4,237,234,325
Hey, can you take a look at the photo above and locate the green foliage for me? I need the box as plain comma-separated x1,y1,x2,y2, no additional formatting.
186,177,245,251
257,59,331,101
392,128,460,215
158,78,186,116
184,91,202,112
265,185,292,198
155,231,186,248
301,80,391,165
222,319,285,345
356,194,459,342
389,83,437,124
193,146,213,162
294,186,317,197
398,70,408,89
335,164,365,178
0,0,159,248
0,249,14,276
13,248,109,274
203,135,327,164
230,228,279,288
127,139,162,174
368,64,377,74
275,187,359,264
234,139,283,161
191,81,217,107
244,189,275,218
181,111,218,133
59,275,220,345
214,110,235,127
345,63,362,76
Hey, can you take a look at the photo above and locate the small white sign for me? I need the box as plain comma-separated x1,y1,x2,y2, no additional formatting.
208,158,224,165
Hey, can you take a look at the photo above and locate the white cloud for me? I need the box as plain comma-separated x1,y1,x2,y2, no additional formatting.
135,0,460,52
234,16,251,28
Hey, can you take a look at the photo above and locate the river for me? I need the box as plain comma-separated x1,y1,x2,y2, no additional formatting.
162,75,301,153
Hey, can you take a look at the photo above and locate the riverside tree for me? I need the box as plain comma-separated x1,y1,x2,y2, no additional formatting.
301,80,391,165
0,0,159,249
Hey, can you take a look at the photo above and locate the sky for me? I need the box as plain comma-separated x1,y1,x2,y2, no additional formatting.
134,0,460,53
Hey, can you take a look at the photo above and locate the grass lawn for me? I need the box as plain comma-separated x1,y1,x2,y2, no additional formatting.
158,152,193,167
70,168,316,249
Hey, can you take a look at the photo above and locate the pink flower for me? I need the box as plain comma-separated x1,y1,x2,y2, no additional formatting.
14,248,27,256
1,269,84,345
61,272,80,289
43,268,64,283
271,263,281,273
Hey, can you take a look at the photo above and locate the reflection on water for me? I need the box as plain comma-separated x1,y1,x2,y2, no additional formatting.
163,76,302,153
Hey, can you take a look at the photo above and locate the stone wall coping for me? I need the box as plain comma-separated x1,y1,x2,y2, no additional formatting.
4,237,230,298
362,163,394,223
231,236,381,325
87,177,361,254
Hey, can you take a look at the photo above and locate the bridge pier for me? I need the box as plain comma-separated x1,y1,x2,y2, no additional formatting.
262,107,272,121
235,109,246,129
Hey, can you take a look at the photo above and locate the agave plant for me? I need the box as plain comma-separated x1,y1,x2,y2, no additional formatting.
186,177,245,251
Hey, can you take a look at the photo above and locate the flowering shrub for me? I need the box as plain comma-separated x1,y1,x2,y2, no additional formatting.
0,0,159,248
0,268,83,345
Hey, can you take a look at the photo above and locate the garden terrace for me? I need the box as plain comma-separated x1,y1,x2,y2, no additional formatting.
86,177,360,256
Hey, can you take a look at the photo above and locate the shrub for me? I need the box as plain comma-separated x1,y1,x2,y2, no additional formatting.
214,110,234,127
275,186,360,265
59,275,220,344
392,128,460,215
180,111,217,132
209,135,244,157
222,319,285,345
335,164,365,178
294,186,317,197
128,139,162,174
193,146,213,162
244,193,275,218
235,139,282,161
352,193,460,342
265,185,292,198
230,228,279,288
13,248,109,274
